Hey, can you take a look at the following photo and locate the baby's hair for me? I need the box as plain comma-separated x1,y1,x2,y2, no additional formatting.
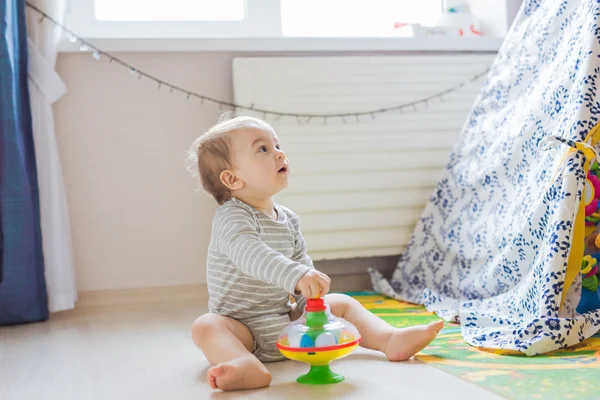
186,112,276,204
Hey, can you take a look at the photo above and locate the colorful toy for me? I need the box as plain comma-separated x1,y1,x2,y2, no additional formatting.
580,160,600,313
577,253,600,313
585,163,600,234
276,298,361,385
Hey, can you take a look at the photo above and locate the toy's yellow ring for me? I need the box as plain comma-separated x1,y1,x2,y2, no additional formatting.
278,343,360,366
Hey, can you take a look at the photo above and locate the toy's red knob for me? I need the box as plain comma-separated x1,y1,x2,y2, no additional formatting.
305,298,326,312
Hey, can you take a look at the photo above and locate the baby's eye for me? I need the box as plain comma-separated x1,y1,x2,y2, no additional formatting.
275,144,281,150
259,145,268,153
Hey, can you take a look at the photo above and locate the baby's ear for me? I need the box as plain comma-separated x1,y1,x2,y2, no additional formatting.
220,170,244,191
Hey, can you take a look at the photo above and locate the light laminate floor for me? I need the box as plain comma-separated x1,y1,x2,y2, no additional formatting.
0,296,503,400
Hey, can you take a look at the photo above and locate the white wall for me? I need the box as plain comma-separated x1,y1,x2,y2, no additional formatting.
55,53,232,291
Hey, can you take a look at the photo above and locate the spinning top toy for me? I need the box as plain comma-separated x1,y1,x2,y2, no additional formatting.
276,298,361,384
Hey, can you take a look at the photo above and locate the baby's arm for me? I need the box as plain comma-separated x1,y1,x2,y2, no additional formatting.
214,205,311,294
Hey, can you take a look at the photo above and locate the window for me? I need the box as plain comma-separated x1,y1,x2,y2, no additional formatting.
281,0,442,37
94,0,245,22
65,0,443,39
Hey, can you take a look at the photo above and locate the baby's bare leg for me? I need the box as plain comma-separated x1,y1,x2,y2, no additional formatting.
325,293,444,361
192,313,271,391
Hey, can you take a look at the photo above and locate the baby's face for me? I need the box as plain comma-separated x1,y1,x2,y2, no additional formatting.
229,127,290,198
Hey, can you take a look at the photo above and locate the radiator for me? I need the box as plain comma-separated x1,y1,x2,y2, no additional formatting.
233,54,495,261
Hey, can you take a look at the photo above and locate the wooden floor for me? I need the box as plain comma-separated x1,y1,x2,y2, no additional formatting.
0,287,502,400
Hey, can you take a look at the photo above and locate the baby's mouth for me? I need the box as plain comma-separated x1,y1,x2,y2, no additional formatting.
278,166,288,173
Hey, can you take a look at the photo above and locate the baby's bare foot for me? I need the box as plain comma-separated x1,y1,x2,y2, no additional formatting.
207,355,272,391
384,320,444,361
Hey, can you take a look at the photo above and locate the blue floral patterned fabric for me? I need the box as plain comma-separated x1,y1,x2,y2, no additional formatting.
370,0,600,355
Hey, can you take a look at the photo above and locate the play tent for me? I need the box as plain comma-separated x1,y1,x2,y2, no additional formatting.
370,0,600,355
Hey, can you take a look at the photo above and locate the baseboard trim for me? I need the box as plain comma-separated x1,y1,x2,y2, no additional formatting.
77,284,208,309
330,270,393,292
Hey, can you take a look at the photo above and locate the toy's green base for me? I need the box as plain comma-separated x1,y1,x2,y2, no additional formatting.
296,364,344,385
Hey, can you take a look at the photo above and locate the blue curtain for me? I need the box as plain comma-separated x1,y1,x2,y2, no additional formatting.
0,0,49,324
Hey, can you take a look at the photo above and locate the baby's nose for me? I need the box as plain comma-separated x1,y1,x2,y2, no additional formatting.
276,148,286,158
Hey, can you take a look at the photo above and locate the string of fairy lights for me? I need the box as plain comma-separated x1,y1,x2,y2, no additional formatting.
26,1,490,124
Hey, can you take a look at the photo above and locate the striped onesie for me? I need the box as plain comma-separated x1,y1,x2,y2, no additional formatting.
206,198,313,362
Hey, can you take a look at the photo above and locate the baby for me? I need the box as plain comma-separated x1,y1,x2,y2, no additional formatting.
188,115,443,391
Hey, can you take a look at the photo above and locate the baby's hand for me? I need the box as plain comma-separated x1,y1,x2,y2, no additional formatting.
296,269,331,299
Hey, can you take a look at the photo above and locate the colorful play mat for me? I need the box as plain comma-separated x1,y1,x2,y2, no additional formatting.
352,292,600,400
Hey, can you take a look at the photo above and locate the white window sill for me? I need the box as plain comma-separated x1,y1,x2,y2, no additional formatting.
57,37,504,53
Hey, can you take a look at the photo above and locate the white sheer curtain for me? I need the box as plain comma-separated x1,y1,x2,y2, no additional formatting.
26,0,77,312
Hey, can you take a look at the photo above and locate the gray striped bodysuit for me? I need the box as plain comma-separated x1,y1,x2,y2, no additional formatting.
206,198,313,362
